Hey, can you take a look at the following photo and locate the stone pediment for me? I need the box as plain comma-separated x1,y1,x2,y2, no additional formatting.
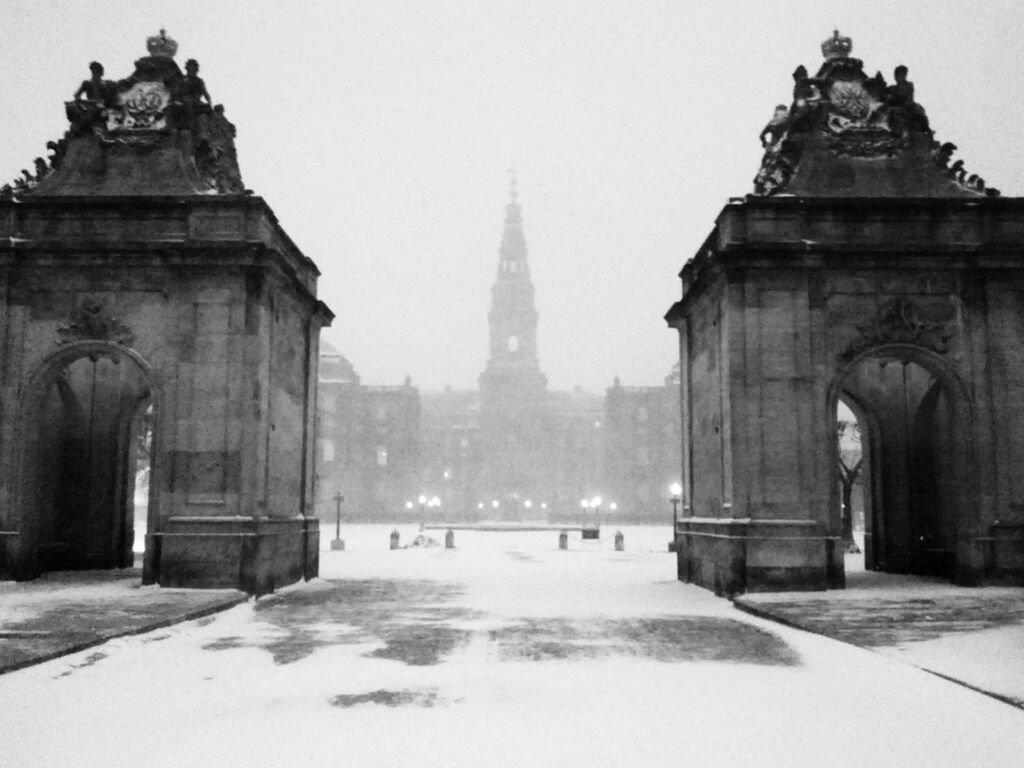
3,30,245,199
753,31,997,199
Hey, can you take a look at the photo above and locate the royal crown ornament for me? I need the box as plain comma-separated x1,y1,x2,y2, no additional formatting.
821,29,853,60
146,28,178,58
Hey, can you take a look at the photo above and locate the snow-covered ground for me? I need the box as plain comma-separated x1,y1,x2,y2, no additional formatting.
3,524,1023,768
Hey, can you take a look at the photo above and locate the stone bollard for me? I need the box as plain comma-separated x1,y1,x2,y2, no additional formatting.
390,529,400,550
445,529,455,549
558,530,568,550
614,530,624,551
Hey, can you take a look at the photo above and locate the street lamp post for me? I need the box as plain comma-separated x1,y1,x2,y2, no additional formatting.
580,497,601,540
331,492,345,551
669,482,682,551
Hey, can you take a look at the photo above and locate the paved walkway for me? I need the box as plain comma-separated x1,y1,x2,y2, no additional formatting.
2,533,1023,767
3,549,1023,714
0,568,246,674
734,565,1024,709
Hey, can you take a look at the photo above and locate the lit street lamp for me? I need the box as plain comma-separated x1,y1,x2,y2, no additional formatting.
580,496,602,539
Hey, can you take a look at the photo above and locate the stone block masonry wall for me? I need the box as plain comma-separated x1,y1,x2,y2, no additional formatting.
265,288,312,517
0,198,332,593
671,198,1024,593
685,284,725,519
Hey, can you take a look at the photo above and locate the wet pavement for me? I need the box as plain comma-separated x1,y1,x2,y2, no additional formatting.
197,577,799,668
734,568,1024,708
3,530,1024,768
2,535,1024,715
0,568,246,674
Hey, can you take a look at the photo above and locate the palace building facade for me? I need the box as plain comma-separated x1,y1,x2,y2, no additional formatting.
316,182,680,524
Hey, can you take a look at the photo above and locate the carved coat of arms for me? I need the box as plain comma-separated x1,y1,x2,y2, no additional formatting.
57,301,136,347
107,81,170,132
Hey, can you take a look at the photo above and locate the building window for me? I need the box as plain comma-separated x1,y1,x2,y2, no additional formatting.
376,446,388,466
508,336,519,352
321,439,335,463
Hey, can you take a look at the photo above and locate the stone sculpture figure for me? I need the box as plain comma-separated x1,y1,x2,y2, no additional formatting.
195,104,244,194
786,65,825,134
73,61,114,105
176,59,212,122
67,61,114,133
759,104,790,149
887,65,931,137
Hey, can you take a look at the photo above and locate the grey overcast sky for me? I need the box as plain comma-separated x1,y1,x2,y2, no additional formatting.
3,1,1023,392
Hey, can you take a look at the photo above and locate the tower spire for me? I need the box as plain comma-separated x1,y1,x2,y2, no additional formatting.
480,174,545,385
499,170,527,268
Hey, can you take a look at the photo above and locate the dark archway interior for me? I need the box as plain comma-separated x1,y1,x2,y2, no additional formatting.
29,353,152,571
837,356,958,579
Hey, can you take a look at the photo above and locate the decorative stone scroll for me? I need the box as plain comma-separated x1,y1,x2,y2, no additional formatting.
57,301,136,347
839,298,955,362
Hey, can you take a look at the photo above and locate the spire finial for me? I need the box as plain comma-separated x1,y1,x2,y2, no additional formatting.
507,166,518,203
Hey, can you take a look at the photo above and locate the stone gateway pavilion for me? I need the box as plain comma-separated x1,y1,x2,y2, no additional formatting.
666,31,1024,594
0,31,332,594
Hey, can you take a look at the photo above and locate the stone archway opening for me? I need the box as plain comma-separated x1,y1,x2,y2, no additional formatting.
23,349,154,573
832,349,964,581
835,398,866,560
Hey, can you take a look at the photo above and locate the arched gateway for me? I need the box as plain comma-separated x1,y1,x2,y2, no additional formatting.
666,31,1024,594
15,341,156,574
0,31,333,594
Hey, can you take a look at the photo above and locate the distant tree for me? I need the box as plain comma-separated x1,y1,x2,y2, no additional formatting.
837,421,862,554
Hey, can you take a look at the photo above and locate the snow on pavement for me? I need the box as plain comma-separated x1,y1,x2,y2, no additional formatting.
1,525,1022,768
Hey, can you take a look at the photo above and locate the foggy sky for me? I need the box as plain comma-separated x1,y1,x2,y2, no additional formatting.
3,0,1023,392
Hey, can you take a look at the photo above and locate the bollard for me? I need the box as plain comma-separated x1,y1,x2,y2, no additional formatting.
614,530,624,551
390,529,400,550
558,530,568,550
445,528,455,549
